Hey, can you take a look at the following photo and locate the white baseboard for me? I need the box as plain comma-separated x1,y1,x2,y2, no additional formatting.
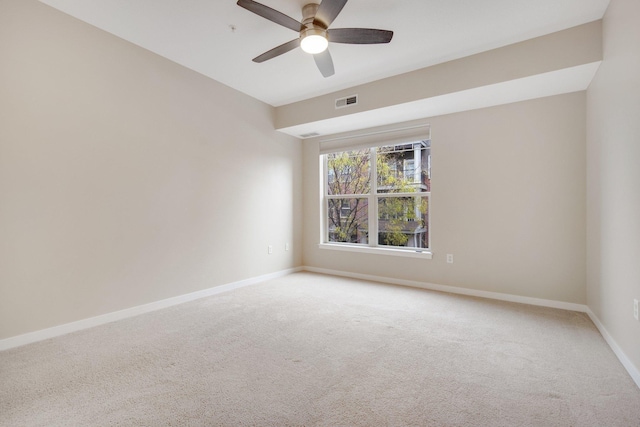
303,266,588,312
586,309,640,389
0,267,303,352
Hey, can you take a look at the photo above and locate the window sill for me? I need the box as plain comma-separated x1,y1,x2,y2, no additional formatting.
318,243,432,259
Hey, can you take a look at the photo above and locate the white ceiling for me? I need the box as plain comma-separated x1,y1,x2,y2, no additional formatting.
39,0,609,108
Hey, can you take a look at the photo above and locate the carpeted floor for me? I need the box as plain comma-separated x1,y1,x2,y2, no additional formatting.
1,272,639,426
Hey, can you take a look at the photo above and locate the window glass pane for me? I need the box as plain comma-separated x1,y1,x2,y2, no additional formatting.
327,198,368,244
377,196,429,249
327,149,371,195
377,141,430,193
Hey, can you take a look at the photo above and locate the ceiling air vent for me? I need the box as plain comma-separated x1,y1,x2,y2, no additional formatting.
299,132,320,138
335,94,358,109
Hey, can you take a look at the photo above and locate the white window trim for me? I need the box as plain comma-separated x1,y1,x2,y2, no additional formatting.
321,140,432,259
318,242,433,259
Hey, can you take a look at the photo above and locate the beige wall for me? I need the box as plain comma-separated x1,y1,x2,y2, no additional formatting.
303,93,586,304
586,0,640,374
0,0,302,339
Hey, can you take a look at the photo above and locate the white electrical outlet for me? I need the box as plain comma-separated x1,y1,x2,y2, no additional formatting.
268,245,273,254
285,243,290,251
634,299,638,321
446,254,454,264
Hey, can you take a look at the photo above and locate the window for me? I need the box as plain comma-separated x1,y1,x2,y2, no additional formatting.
322,140,431,256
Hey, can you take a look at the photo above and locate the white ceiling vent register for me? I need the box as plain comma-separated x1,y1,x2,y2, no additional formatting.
335,94,358,109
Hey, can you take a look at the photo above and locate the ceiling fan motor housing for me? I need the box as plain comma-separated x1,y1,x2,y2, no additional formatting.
300,3,328,54
301,3,328,42
300,26,328,41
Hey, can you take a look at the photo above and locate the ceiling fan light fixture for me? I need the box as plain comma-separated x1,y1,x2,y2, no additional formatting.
300,28,328,54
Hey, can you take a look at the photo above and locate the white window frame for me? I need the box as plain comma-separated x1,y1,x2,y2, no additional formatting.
320,142,432,259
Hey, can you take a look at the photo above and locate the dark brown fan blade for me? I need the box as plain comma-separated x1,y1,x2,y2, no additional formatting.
237,0,301,32
328,28,393,44
313,49,335,78
315,0,347,28
253,39,300,63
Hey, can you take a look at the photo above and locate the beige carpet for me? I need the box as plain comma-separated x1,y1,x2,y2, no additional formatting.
1,272,639,426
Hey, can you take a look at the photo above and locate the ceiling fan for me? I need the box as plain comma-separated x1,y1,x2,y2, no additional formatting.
236,0,393,77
